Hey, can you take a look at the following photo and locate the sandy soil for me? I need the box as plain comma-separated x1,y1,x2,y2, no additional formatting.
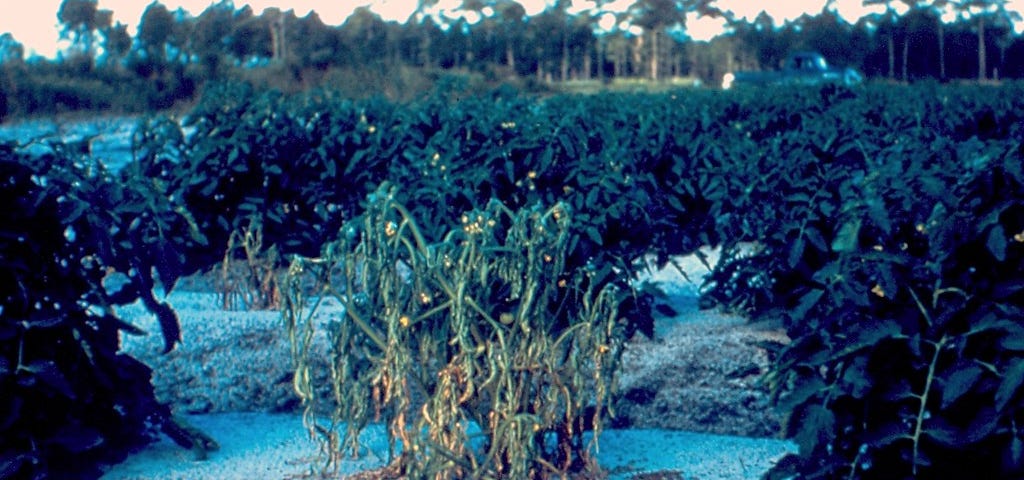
101,247,795,479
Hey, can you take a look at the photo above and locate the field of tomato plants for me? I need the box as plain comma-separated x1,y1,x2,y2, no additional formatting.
2,81,1022,479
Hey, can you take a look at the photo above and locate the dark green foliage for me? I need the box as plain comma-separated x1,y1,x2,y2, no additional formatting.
4,81,1024,478
134,84,405,268
677,86,1024,478
0,143,194,478
1,62,195,118
763,143,1024,479
186,82,1014,477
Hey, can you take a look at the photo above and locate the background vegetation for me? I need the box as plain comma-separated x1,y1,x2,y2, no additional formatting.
2,0,1024,121
3,1,1024,479
2,69,1023,477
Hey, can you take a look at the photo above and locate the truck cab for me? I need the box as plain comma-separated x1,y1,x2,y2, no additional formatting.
722,52,862,89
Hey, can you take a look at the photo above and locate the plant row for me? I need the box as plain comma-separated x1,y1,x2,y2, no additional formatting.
2,81,1022,478
136,80,1024,478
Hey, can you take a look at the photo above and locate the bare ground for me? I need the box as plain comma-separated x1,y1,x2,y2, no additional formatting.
121,247,789,439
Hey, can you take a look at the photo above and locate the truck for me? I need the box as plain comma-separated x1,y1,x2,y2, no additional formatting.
721,51,863,89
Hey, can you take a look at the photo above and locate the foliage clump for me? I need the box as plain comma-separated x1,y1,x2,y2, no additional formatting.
684,86,1024,478
0,142,211,478
5,81,1024,479
759,144,1024,479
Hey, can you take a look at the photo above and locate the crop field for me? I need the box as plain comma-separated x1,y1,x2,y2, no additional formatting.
2,81,1023,479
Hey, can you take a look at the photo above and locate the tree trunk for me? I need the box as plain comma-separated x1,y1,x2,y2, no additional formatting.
420,28,432,68
887,32,895,79
610,40,619,78
649,30,659,81
269,12,286,62
938,18,946,81
632,35,643,77
977,16,987,81
560,31,569,82
998,41,1006,80
506,42,515,72
583,45,592,80
902,34,909,82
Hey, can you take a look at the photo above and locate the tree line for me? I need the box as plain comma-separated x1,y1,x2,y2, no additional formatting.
1,0,1023,119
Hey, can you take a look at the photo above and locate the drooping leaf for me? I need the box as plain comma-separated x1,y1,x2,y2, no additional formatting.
666,195,686,213
791,288,824,324
777,375,828,414
841,356,872,399
941,363,984,409
923,419,961,448
992,279,1024,300
788,235,805,269
21,360,74,399
1001,333,1024,351
1010,436,1024,470
924,408,999,448
867,421,912,448
875,263,898,300
52,423,104,453
805,226,828,252
833,319,903,359
996,359,1024,412
968,312,1024,337
866,197,892,234
988,225,1007,261
791,404,835,458
57,199,89,224
832,218,861,252
0,454,32,479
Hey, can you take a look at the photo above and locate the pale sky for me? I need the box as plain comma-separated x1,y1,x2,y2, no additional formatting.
1,0,1020,59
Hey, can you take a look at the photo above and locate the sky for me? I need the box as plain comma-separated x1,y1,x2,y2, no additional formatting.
1,0,1021,59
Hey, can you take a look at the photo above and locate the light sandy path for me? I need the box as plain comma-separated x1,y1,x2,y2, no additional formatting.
101,245,795,479
100,412,793,480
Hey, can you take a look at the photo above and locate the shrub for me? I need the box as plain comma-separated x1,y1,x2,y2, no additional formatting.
0,141,215,478
765,143,1024,478
0,144,156,477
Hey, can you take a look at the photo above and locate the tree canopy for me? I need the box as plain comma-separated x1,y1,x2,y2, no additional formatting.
1,0,1023,119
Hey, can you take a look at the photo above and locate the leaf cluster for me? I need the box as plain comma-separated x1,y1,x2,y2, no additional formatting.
144,82,1024,478
761,142,1024,479
675,86,1024,478
5,80,1024,478
0,142,204,478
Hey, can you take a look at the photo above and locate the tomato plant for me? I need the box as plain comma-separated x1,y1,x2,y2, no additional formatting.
285,185,629,478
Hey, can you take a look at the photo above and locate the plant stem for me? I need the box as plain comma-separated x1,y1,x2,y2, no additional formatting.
912,335,946,476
